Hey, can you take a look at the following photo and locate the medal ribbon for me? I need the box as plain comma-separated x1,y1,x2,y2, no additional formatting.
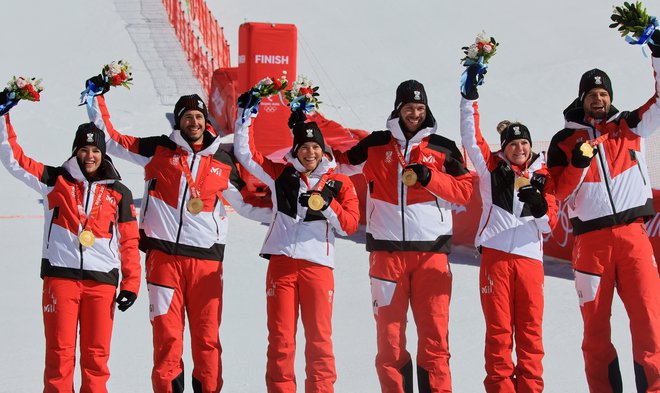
74,183,106,232
390,139,410,169
179,154,210,200
587,133,609,148
308,170,333,193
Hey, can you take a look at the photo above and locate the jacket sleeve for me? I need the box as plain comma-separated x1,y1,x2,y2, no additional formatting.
233,108,284,188
422,143,473,205
546,130,588,201
0,113,52,195
216,148,273,223
321,174,360,236
86,94,150,167
627,56,660,138
115,184,141,294
459,97,493,177
534,168,558,233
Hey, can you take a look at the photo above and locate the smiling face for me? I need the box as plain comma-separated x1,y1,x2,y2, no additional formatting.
399,102,427,133
503,139,531,167
76,145,103,177
582,87,611,121
179,109,206,144
296,142,323,173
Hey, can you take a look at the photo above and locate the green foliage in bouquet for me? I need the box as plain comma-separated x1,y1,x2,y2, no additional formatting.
610,2,653,38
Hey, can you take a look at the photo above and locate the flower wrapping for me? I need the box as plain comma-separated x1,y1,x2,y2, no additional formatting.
6,76,44,102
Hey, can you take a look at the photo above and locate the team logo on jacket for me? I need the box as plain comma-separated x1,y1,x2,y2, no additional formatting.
86,133,94,143
105,194,117,206
422,155,436,164
326,180,335,188
170,154,180,166
210,167,222,177
385,151,393,164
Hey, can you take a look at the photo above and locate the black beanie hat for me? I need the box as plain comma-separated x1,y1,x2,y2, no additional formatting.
579,69,613,102
393,80,428,112
500,122,532,149
72,123,106,156
291,121,325,154
174,94,208,129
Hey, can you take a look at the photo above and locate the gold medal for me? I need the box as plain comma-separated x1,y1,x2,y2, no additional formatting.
78,230,96,247
580,142,594,158
187,197,204,214
307,193,325,211
401,169,418,186
514,177,531,191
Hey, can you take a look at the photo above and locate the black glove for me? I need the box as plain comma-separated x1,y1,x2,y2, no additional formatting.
0,89,18,116
404,163,432,187
116,290,137,312
517,185,548,218
649,29,660,57
237,89,260,109
85,74,110,95
571,141,595,169
298,191,332,211
288,108,307,129
461,63,482,100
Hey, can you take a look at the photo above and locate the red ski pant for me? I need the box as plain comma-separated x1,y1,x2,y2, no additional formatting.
42,277,116,393
573,221,660,393
479,248,544,393
265,255,336,393
369,251,453,393
146,250,223,393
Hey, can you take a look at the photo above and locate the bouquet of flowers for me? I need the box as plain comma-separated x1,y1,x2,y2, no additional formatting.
460,31,499,65
102,59,133,89
610,2,658,45
254,71,288,98
6,76,44,101
460,31,498,96
283,75,321,113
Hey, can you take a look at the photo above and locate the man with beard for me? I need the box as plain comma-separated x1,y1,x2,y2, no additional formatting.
85,82,271,393
546,30,660,392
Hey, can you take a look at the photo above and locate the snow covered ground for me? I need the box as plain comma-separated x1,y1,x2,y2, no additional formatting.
0,0,649,391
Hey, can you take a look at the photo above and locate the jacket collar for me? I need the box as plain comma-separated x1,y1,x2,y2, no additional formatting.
62,156,120,185
386,115,437,144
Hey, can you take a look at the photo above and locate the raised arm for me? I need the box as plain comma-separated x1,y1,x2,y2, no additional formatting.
460,97,494,177
0,113,53,195
233,105,284,188
86,94,150,167
216,149,272,223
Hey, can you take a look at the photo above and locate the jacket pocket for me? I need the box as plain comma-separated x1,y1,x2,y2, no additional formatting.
630,149,647,186
46,207,59,246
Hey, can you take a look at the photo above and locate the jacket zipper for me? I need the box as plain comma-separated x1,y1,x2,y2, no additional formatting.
175,152,196,245
141,179,154,224
592,127,617,216
80,182,94,270
400,140,410,242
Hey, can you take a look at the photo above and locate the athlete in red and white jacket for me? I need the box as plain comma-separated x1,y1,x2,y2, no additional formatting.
234,92,359,392
0,98,140,392
85,83,271,393
460,64,557,392
330,80,472,392
546,35,660,392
